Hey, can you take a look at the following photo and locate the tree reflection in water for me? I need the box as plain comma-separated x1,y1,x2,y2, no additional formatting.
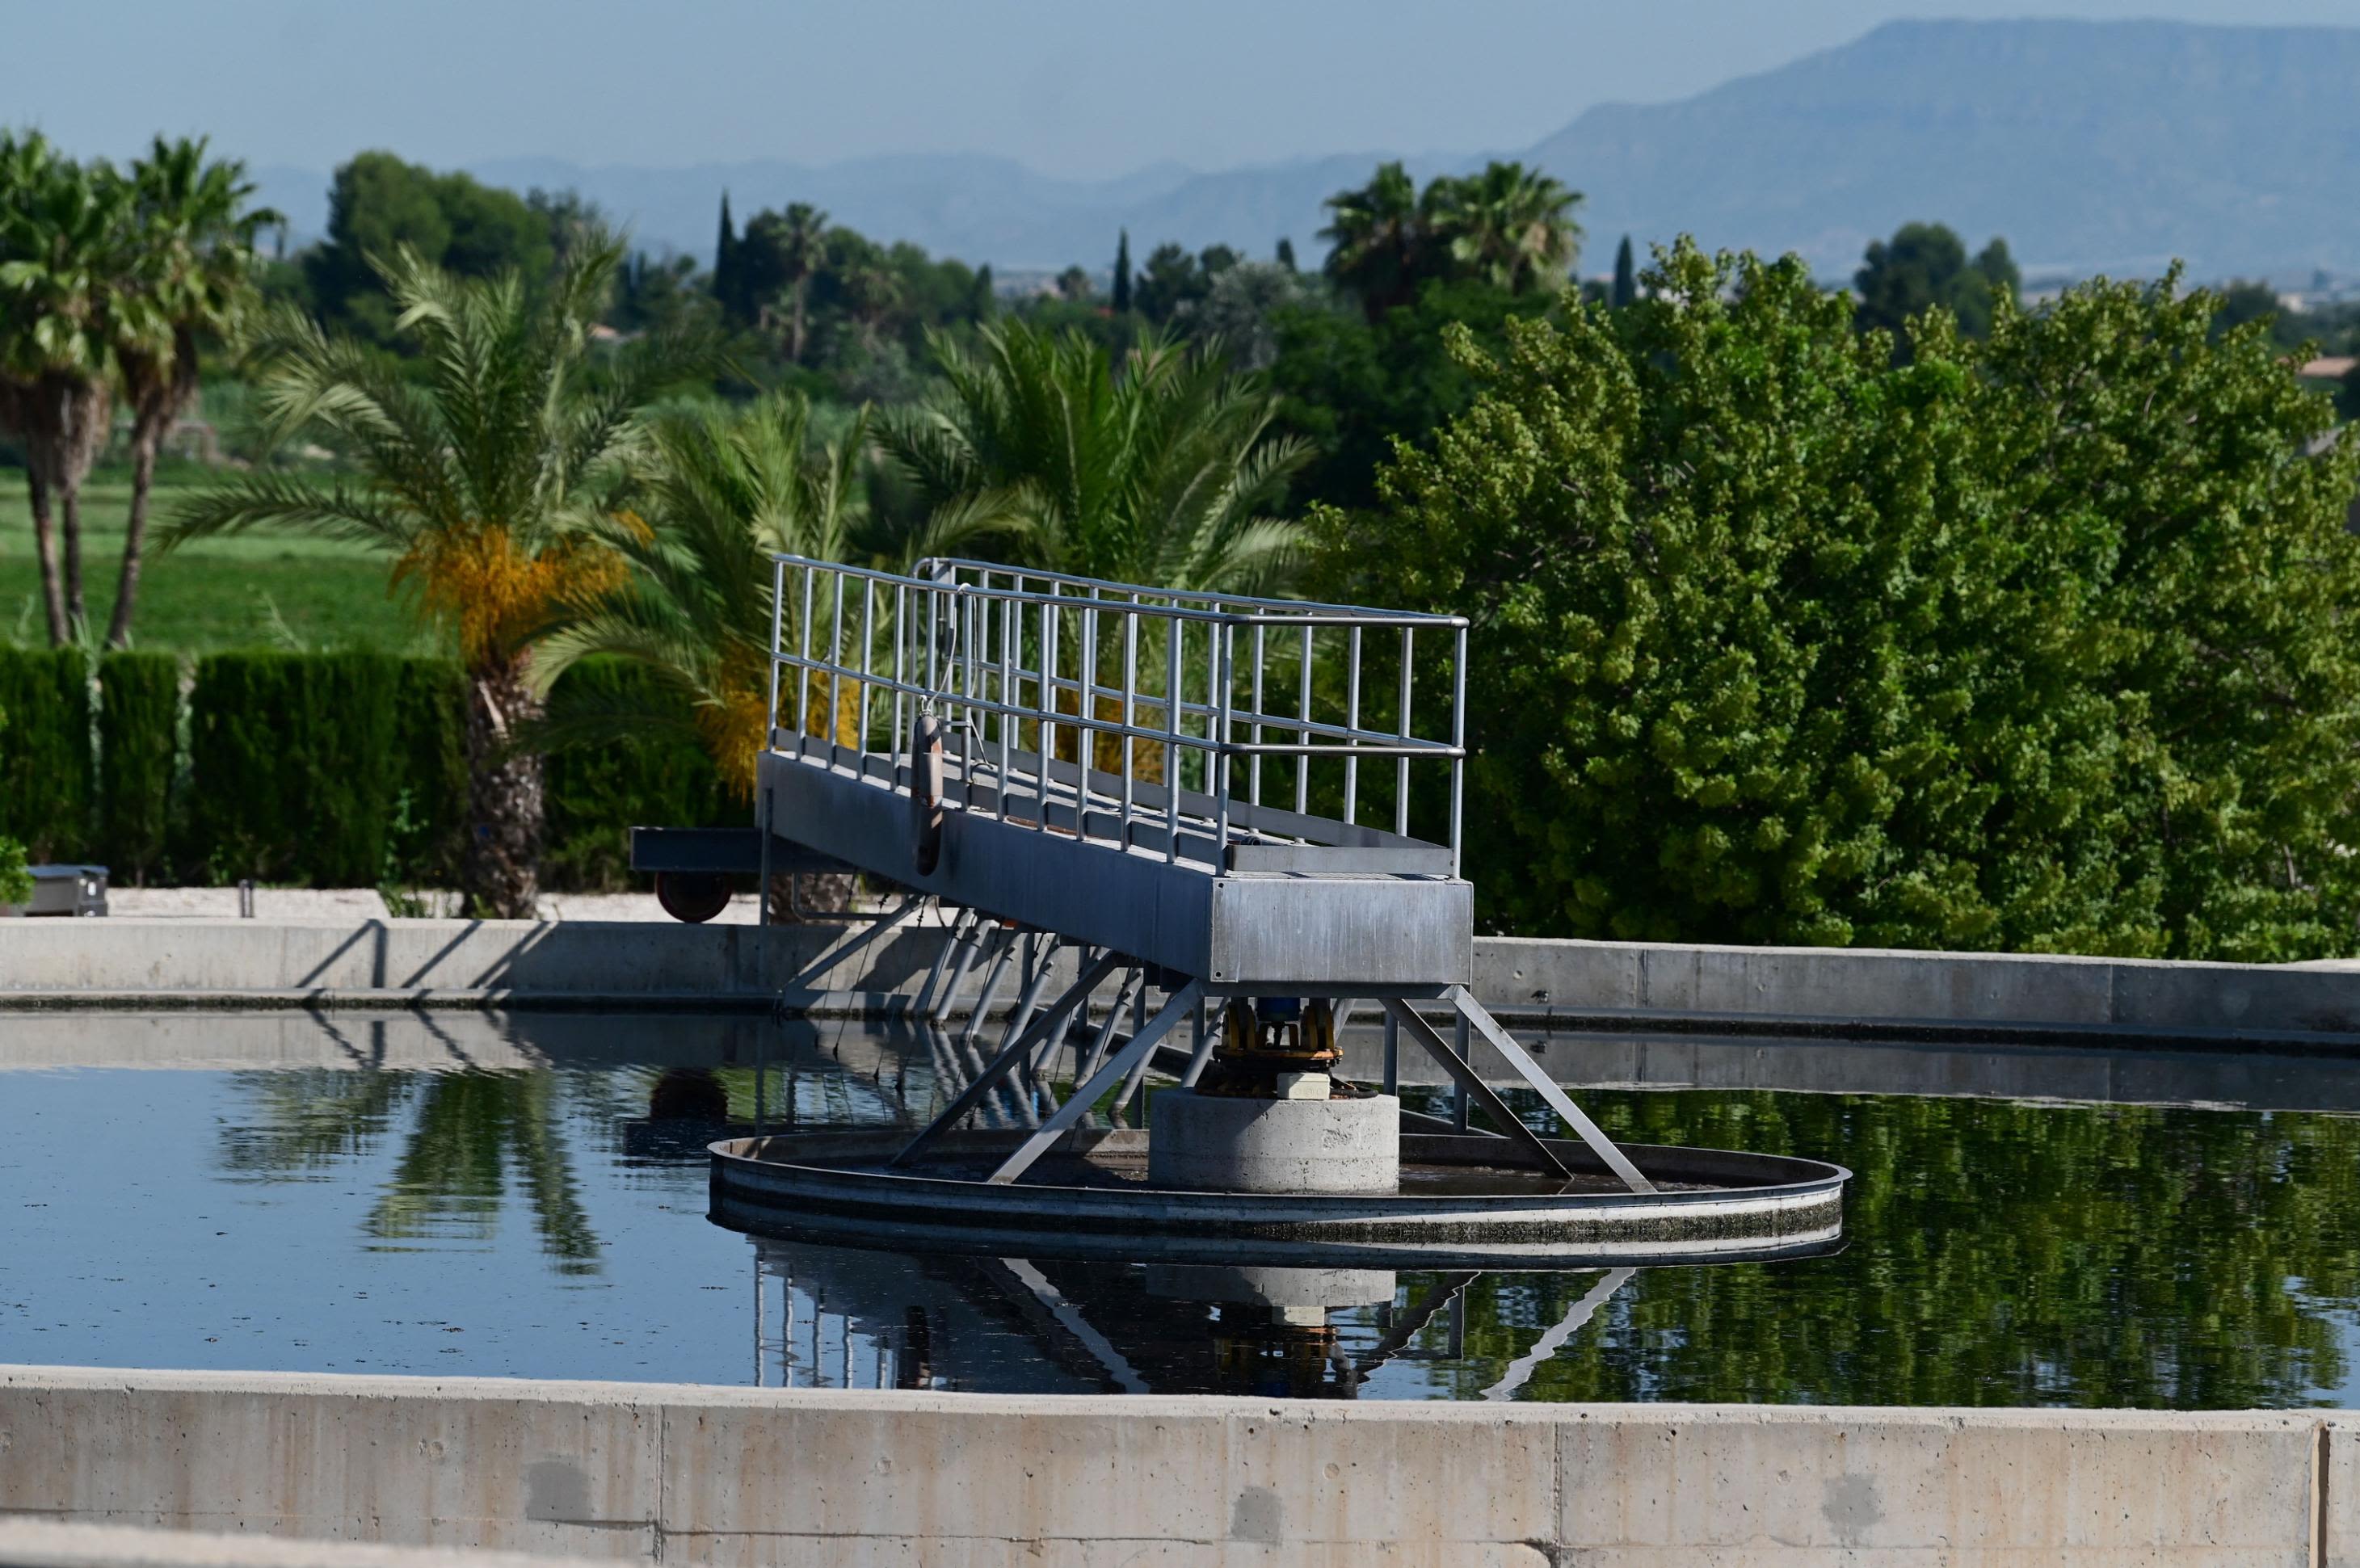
1412,1088,2360,1408
213,1062,2360,1406
222,1068,601,1276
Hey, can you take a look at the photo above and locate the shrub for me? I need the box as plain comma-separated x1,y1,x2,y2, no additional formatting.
0,647,92,862
388,659,469,887
182,651,401,885
0,834,28,905
542,658,732,890
98,653,181,885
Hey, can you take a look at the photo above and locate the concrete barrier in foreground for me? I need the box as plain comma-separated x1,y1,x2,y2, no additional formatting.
0,1365,2353,1566
11,917,2360,1047
0,1519,594,1568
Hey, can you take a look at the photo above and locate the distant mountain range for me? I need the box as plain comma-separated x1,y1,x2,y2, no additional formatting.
253,19,2360,284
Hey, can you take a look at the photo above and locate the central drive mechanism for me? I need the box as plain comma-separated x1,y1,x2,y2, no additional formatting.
1150,998,1402,1195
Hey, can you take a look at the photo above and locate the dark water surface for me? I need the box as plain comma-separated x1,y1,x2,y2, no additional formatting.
6,1010,2360,1406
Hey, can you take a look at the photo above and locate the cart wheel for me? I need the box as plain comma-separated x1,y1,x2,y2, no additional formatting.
654,871,732,923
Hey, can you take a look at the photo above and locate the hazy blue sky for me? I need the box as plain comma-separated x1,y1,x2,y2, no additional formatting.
12,0,2359,178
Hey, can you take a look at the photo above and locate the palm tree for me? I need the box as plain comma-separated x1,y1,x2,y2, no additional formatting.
880,322,1310,787
105,137,280,648
1319,161,1424,322
879,320,1309,595
776,202,827,363
164,238,709,916
1430,161,1582,295
531,392,888,801
0,133,132,643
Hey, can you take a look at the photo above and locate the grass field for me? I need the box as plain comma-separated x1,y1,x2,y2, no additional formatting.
0,477,444,655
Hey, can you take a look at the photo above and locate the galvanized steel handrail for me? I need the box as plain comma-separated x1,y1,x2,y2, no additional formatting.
764,553,1468,876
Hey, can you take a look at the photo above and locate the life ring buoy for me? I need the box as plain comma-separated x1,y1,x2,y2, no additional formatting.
911,712,945,876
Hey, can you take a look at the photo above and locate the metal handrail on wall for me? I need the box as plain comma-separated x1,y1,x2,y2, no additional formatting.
764,554,1470,876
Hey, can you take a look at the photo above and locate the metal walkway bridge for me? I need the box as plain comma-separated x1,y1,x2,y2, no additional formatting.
749,553,1659,1193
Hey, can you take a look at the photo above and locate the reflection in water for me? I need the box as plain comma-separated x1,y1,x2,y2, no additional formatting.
6,1010,2358,1403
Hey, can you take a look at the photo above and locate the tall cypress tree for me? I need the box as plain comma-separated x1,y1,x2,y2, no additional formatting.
713,192,738,320
1610,235,1637,309
1276,237,1297,271
1111,229,1133,314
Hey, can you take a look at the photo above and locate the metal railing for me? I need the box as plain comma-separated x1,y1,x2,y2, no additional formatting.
764,554,1470,876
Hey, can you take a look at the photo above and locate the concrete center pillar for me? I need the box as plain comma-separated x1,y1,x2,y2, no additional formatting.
1147,1089,1400,1193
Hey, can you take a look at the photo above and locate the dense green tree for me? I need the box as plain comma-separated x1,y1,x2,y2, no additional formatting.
1133,242,1214,325
1609,235,1636,308
610,251,715,338
1853,221,2019,353
526,187,607,272
1268,276,1553,514
1319,241,2360,957
303,153,556,344
1181,261,1306,371
1111,229,1131,315
711,191,738,319
1275,237,1297,271
1054,263,1092,303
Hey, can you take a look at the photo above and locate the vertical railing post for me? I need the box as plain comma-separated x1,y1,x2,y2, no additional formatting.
1037,585,1057,831
1248,622,1264,809
796,564,815,739
1163,613,1183,864
998,574,1015,823
1079,593,1100,825
1343,625,1362,826
1450,624,1467,880
1211,620,1233,860
858,578,874,760
892,581,907,764
1396,626,1414,837
766,557,785,745
1120,607,1138,850
1295,623,1312,816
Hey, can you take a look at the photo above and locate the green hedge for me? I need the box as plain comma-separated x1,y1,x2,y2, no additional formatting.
0,647,91,862
543,659,731,889
99,653,180,885
389,659,469,887
6,649,731,889
181,651,402,886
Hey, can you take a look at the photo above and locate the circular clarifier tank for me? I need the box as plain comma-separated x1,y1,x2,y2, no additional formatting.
709,1127,1848,1268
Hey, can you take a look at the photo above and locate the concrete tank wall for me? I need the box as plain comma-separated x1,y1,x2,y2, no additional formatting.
0,1365,2350,1566
11,919,2360,1048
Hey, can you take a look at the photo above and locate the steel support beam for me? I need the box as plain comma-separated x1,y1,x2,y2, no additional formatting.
1380,999,1571,1181
987,980,1204,1185
1449,988,1655,1195
776,895,926,997
890,951,1126,1167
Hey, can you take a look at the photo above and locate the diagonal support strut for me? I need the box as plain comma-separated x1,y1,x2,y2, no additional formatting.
1381,1000,1571,1181
986,980,1205,1185
890,950,1125,1167
1448,988,1655,1194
